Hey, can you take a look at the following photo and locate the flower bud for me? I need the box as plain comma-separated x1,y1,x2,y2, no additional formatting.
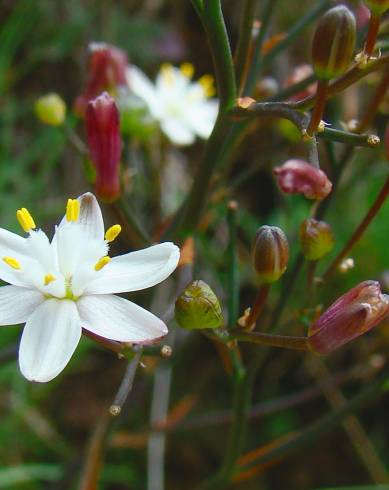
300,218,334,261
363,0,389,15
86,92,122,202
252,226,289,283
308,281,389,354
175,280,223,330
284,64,317,102
117,92,157,139
75,42,128,116
273,159,332,200
35,93,66,126
311,5,356,80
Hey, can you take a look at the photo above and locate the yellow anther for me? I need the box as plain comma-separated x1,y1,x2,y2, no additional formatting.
105,224,122,243
180,62,194,79
160,63,175,86
66,199,80,222
16,208,36,233
44,274,56,286
3,256,21,270
198,74,215,97
95,256,111,271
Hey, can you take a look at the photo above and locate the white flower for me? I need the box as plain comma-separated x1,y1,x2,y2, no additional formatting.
126,62,218,146
0,193,180,382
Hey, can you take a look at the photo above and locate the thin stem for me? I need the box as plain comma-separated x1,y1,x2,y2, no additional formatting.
229,329,309,351
322,175,389,281
261,0,332,71
227,201,239,328
244,284,270,329
235,371,388,473
109,349,142,416
358,66,389,132
244,0,277,94
234,0,257,94
306,79,328,136
113,196,151,247
296,53,389,111
364,13,381,58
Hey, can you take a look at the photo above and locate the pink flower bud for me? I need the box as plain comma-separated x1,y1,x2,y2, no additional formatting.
308,280,389,354
284,64,317,102
75,42,128,116
273,159,332,200
356,2,371,29
86,92,122,202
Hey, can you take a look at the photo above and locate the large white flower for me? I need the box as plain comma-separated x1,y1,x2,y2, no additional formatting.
126,63,218,146
0,193,180,382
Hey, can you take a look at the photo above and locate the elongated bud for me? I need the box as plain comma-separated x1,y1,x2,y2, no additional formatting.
86,92,122,202
312,5,356,80
75,42,128,116
35,93,66,126
363,0,389,15
300,218,334,260
252,226,289,283
308,281,389,354
273,159,332,200
175,280,223,330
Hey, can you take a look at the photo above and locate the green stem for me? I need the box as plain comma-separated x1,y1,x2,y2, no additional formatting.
235,372,388,473
227,201,239,328
234,0,257,94
114,196,151,247
229,329,309,351
200,0,237,111
244,0,277,94
322,175,389,281
261,0,332,71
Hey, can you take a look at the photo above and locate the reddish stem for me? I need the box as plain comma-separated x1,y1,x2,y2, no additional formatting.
245,284,270,328
306,79,328,137
364,14,380,59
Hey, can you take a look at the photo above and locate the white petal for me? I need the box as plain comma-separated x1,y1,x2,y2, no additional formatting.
126,66,159,115
160,119,196,146
19,299,81,382
58,193,104,240
84,242,180,295
0,228,31,287
186,101,218,139
0,286,45,326
78,294,168,342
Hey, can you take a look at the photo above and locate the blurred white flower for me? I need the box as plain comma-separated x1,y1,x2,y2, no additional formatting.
126,63,218,145
0,193,179,382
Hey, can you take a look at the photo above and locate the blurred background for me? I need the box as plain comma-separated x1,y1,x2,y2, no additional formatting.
1,0,389,488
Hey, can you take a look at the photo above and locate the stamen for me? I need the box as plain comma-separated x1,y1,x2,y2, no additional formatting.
180,62,194,79
161,63,174,86
198,74,215,97
44,274,56,285
16,208,36,233
105,224,121,242
95,256,111,271
3,256,21,270
66,199,80,222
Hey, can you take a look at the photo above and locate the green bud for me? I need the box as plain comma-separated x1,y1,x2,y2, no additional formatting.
363,0,389,15
300,218,334,260
35,93,66,126
252,226,289,283
312,5,356,80
175,280,223,330
117,93,157,139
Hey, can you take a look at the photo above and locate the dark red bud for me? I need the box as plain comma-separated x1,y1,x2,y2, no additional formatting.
86,92,122,202
273,159,332,200
308,280,389,354
75,42,128,116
